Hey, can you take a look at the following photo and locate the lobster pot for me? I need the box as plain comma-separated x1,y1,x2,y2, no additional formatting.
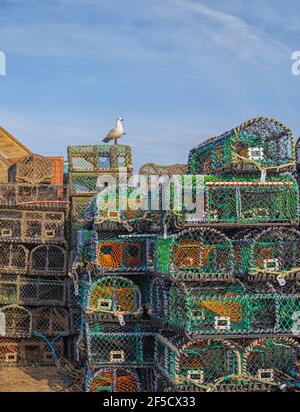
8,154,55,185
235,227,300,281
88,187,162,233
0,274,67,306
243,338,300,385
155,335,236,389
155,228,233,281
71,196,94,223
155,282,277,337
68,145,133,175
86,325,155,367
0,184,69,211
86,367,142,392
81,276,142,322
175,175,299,227
29,245,67,276
188,117,295,175
32,307,69,336
95,237,150,272
0,209,65,243
0,243,28,274
0,337,63,366
0,305,32,337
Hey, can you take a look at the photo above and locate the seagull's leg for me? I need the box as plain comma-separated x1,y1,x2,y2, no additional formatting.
114,137,117,145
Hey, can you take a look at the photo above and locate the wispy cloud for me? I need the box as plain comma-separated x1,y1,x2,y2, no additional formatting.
171,0,290,67
0,0,290,68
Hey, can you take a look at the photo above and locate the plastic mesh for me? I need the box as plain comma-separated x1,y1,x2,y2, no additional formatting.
68,145,133,174
151,279,300,336
155,228,233,281
234,227,300,281
8,154,54,185
81,276,143,320
85,324,155,367
0,304,32,337
30,244,67,276
0,274,67,306
0,209,65,243
188,117,295,174
0,184,69,210
32,307,69,336
86,367,141,392
0,336,63,366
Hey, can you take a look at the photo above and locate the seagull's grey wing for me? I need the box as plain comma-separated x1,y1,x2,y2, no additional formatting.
105,127,118,139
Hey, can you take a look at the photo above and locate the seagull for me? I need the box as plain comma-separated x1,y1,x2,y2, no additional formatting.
103,117,126,144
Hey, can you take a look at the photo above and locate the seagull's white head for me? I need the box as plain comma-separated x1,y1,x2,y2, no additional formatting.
116,116,124,122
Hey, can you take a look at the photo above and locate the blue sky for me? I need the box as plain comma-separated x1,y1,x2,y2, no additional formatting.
0,0,299,170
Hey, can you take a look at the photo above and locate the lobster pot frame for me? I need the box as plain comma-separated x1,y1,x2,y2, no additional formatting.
29,244,67,276
0,243,28,274
0,337,63,366
8,154,54,185
174,175,299,227
0,274,67,306
85,324,155,367
235,227,300,282
243,338,300,386
188,117,295,175
81,276,143,322
86,367,142,392
33,307,69,336
0,209,65,244
155,335,237,390
68,145,133,175
0,305,32,337
151,280,280,336
0,184,69,211
155,228,234,281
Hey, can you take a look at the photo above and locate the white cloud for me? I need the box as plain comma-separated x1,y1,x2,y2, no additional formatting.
171,0,290,67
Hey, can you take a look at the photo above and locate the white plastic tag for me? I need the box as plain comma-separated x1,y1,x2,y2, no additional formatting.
117,315,125,326
277,275,286,287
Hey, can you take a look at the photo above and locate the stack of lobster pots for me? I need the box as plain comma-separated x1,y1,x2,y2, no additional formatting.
0,154,71,368
69,144,162,392
151,117,300,392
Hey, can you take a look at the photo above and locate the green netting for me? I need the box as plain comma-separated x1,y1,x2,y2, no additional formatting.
155,228,234,281
171,174,299,227
234,227,300,281
155,335,300,391
81,276,143,320
188,117,295,174
151,280,300,336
